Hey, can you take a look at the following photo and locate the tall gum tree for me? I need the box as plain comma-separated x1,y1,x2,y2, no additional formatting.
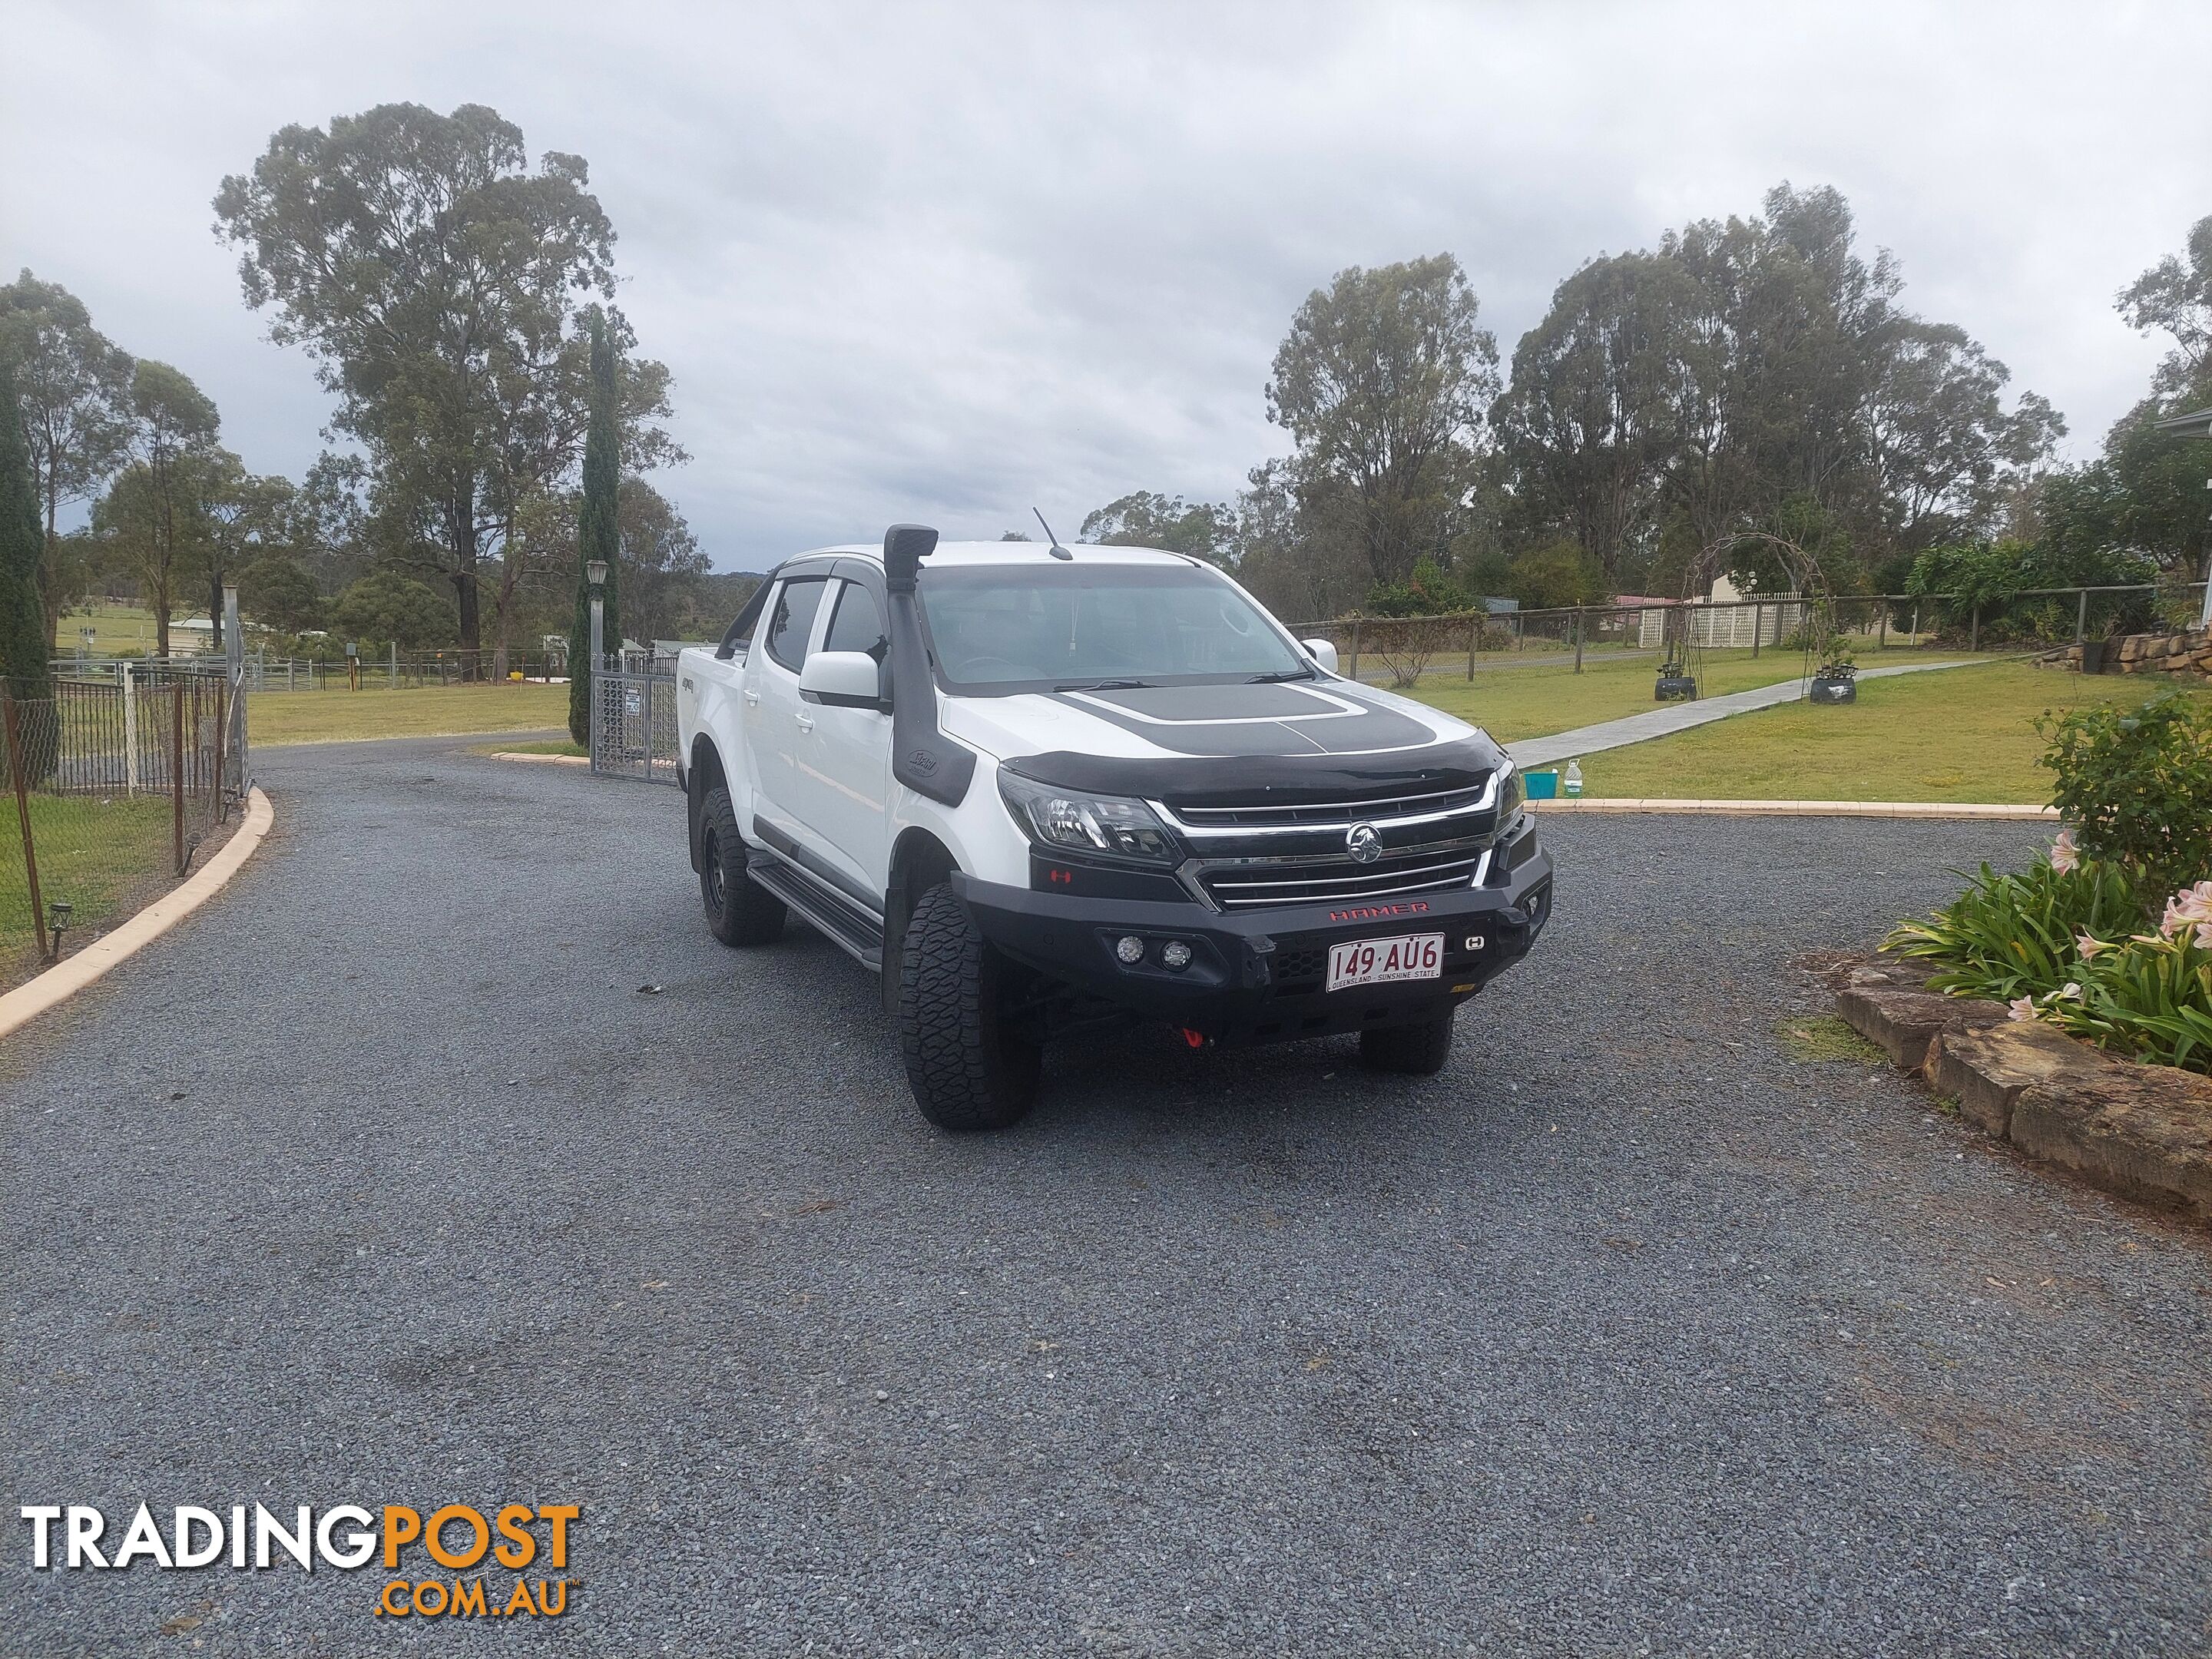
0,273,134,651
213,103,678,670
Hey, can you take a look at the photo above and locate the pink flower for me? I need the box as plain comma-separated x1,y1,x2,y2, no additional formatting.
2075,932,2108,960
2048,829,2080,873
2161,881,2212,939
2008,995,2038,1022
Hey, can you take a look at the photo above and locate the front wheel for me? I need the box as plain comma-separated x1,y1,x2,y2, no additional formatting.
896,883,1040,1131
698,785,786,946
1359,1009,1457,1075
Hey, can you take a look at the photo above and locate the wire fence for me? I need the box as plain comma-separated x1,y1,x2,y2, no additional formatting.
55,647,571,691
2,664,249,988
1285,581,2210,687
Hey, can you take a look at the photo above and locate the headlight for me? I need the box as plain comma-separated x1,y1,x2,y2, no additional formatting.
998,772,1179,865
1492,759,1521,817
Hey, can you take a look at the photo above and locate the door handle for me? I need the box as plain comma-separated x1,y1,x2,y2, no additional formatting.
743,688,760,705
795,713,815,732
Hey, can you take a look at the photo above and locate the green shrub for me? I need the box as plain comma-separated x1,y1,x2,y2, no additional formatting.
1884,858,2144,1000
2037,691,2212,901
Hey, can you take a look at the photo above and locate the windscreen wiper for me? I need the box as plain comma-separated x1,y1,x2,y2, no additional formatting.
1054,678,1151,691
1246,668,1316,683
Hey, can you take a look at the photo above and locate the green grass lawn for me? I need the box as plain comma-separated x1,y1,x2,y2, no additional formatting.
250,683,571,745
54,602,177,655
1,794,176,968
1403,647,1963,744
1559,661,2210,803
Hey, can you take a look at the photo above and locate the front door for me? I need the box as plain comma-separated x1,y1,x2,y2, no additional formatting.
793,577,892,896
744,573,830,844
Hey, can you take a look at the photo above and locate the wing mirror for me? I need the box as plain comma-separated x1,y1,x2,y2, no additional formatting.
1301,637,1340,675
799,651,886,710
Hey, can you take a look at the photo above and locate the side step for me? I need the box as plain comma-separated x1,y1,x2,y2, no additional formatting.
746,853,885,972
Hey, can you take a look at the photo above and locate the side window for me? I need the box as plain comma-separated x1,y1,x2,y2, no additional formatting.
763,577,829,673
717,576,772,659
823,581,887,660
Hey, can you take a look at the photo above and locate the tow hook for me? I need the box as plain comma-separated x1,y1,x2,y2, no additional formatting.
1181,1028,1208,1049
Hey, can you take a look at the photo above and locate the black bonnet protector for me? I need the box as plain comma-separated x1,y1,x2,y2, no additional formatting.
1000,727,1506,807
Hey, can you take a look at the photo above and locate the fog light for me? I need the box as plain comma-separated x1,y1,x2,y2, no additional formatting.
1115,935,1146,964
1161,939,1193,970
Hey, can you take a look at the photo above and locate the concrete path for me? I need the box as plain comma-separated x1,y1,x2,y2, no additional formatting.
5,733,2207,1654
1508,656,1994,769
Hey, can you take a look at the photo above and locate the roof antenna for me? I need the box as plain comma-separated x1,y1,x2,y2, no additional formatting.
1034,508,1075,560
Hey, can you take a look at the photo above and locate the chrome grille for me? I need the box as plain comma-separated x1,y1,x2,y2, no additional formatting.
1160,772,1510,912
1197,843,1493,911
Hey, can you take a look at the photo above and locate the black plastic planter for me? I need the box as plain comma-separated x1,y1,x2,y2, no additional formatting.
1654,675,1697,702
1809,674,1857,704
2079,640,2106,675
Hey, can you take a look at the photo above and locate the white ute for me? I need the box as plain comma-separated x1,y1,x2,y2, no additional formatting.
677,525,1552,1130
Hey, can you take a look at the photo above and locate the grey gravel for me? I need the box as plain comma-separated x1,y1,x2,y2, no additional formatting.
5,734,2207,1657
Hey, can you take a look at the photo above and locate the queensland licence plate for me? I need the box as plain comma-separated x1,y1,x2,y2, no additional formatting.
1326,933,1443,992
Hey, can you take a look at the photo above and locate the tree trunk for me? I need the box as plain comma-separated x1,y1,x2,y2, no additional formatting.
454,491,481,677
41,480,61,663
154,570,171,658
209,565,225,653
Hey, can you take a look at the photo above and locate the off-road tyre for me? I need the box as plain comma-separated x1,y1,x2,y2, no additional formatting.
698,786,785,946
897,882,1041,1131
1359,1010,1457,1075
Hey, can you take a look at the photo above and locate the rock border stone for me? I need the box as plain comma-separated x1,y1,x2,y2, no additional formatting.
1832,954,2212,1225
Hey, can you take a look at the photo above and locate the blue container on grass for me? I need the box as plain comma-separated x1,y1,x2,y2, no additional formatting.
1525,770,1560,800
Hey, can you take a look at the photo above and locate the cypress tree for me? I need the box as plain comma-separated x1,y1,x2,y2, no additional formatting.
0,356,53,703
568,313,622,747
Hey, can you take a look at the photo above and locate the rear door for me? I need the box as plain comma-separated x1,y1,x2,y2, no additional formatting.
793,576,892,894
744,573,831,842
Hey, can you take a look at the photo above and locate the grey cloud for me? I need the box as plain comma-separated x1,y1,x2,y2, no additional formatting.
5,0,2206,570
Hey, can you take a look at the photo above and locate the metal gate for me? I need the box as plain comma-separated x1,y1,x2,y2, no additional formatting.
589,660,680,786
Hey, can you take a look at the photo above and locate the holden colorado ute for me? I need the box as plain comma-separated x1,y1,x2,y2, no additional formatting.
675,525,1551,1131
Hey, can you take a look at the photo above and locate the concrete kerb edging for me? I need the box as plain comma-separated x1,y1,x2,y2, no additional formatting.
0,786,274,1041
1833,955,2212,1225
1528,798,2058,820
486,751,589,767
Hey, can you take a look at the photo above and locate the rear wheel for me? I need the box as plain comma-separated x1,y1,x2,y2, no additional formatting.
698,786,785,946
1359,1009,1457,1075
897,883,1041,1131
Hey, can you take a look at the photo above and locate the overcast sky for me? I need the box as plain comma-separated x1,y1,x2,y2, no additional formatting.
7,1,2207,571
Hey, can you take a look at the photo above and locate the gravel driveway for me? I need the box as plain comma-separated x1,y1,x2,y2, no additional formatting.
5,735,2207,1657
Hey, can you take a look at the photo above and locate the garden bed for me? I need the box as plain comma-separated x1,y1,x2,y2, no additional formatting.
1833,953,2212,1224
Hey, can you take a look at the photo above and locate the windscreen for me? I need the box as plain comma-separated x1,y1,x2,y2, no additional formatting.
919,564,1308,690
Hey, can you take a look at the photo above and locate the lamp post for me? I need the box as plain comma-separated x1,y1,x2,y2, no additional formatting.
586,558,608,770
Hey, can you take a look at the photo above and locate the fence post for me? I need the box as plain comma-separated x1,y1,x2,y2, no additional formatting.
123,661,137,796
1751,602,1761,658
390,641,398,690
1878,601,1887,651
171,681,185,876
1466,614,1479,680
1573,608,1585,674
4,694,50,962
2075,588,2088,644
1970,602,1981,653
1347,619,1361,683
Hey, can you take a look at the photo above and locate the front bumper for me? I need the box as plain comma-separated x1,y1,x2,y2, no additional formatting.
951,842,1553,1046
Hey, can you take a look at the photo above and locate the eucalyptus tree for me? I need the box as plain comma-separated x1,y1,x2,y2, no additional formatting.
0,272,134,644
0,356,51,697
1078,491,1236,562
91,361,220,657
1266,254,1499,588
214,103,678,669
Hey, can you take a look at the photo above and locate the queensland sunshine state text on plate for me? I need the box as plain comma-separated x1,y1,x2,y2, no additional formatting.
1326,934,1443,992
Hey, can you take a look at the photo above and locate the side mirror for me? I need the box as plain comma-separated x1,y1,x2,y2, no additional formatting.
1301,637,1340,675
799,651,886,710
